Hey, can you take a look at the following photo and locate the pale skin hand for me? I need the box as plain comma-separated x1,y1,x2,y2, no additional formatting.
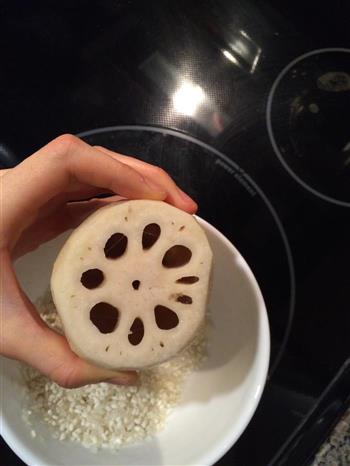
0,134,197,388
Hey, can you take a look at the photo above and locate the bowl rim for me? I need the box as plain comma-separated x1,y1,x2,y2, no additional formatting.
1,215,270,466
193,216,270,466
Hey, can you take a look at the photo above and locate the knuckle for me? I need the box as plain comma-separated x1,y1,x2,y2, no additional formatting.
53,374,76,389
154,166,167,177
50,134,81,158
153,166,174,184
48,362,78,389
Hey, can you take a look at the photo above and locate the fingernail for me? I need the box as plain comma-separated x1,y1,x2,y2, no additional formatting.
107,373,139,386
108,378,130,386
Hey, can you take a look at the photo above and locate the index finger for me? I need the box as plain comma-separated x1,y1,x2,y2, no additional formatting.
94,146,198,214
1,134,166,250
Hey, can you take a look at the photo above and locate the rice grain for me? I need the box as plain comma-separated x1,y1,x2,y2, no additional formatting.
22,290,207,450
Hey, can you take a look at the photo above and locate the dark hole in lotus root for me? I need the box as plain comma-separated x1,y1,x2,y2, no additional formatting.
162,245,192,268
90,302,119,334
81,268,104,289
176,276,199,284
132,280,141,290
176,295,193,304
128,318,144,345
154,305,179,330
142,223,161,249
104,233,128,259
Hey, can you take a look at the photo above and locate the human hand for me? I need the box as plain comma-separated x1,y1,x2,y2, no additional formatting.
0,134,197,388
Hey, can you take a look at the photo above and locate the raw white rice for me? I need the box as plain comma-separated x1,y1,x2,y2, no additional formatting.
22,290,207,450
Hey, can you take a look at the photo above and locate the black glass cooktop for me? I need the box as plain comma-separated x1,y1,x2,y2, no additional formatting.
1,1,349,465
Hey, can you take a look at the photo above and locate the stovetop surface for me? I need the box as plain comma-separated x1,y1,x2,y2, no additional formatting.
0,1,349,465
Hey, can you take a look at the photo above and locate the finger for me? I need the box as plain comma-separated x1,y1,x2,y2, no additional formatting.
34,187,112,221
2,134,167,250
29,329,139,388
2,253,138,388
49,186,113,206
95,146,198,214
12,197,123,259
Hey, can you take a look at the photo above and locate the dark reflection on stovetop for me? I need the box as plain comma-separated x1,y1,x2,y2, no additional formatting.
0,0,347,161
268,49,350,205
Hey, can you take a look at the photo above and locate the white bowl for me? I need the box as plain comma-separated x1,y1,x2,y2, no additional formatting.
1,217,270,466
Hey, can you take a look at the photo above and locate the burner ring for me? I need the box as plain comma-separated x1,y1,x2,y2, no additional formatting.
267,48,350,207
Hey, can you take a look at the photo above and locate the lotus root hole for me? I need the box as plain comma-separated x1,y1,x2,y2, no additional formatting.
104,233,128,259
154,305,179,329
142,223,161,249
128,318,144,345
176,295,193,304
90,302,119,334
176,276,199,284
132,280,141,290
162,245,192,268
81,268,104,289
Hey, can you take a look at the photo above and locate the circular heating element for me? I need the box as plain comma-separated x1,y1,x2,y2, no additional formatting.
267,48,350,206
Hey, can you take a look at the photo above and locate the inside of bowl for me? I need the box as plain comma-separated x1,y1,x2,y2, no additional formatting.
1,222,269,466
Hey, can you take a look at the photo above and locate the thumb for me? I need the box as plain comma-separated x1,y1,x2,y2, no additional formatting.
1,250,138,389
20,325,139,388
